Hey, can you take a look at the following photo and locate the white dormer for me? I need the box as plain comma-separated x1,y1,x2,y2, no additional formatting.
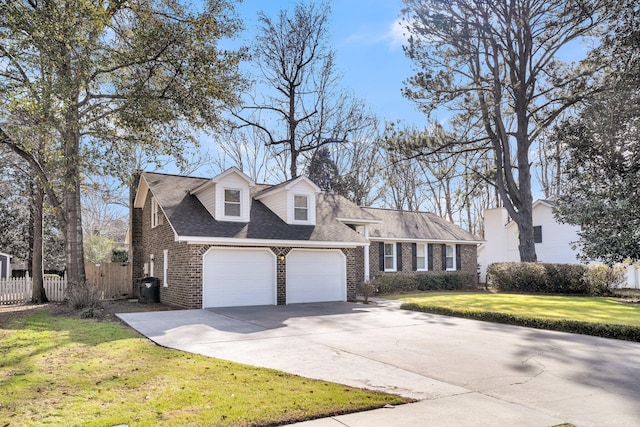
191,167,255,223
255,176,321,225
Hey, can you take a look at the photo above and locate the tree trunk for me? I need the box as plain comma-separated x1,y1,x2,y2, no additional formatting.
515,126,537,262
63,138,86,287
31,184,48,303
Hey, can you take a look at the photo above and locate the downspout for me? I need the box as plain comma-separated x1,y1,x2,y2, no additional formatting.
364,225,370,282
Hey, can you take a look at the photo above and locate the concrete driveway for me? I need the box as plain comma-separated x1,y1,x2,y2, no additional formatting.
118,300,640,427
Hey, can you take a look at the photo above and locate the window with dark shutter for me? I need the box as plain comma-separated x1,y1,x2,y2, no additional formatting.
415,244,427,270
379,242,384,271
396,243,403,272
456,244,462,271
427,244,433,271
441,245,447,270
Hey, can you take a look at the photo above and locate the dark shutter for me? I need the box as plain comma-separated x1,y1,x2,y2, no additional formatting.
379,242,385,271
396,242,403,272
411,243,417,271
427,244,433,271
456,244,462,271
441,244,447,270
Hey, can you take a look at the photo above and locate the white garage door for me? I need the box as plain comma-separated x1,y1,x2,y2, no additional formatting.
286,249,346,304
203,248,276,308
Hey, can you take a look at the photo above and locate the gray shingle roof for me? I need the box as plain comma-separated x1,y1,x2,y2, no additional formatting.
141,172,480,245
142,172,368,244
363,208,481,242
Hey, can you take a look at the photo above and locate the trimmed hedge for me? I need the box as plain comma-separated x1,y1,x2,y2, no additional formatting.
487,262,589,294
487,262,629,296
401,303,640,342
373,273,476,294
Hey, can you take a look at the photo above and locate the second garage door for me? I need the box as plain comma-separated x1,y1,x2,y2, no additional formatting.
202,248,276,308
286,249,346,304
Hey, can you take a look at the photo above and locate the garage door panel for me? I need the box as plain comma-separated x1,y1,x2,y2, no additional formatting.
203,248,275,308
286,250,346,304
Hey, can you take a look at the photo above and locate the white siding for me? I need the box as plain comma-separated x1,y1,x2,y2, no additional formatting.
214,172,252,222
195,186,216,218
260,191,288,223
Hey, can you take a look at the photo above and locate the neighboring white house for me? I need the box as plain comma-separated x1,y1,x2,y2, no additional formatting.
478,200,640,288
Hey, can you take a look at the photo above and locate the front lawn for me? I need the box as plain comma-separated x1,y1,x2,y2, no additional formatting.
0,308,407,426
390,292,640,341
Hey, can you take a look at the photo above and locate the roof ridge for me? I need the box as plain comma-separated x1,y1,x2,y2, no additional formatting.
364,206,439,215
143,170,209,180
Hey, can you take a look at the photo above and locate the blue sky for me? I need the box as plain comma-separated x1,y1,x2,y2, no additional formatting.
230,0,427,127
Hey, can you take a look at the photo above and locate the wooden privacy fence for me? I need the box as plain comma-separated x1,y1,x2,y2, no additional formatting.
0,274,66,305
0,263,132,305
85,263,133,300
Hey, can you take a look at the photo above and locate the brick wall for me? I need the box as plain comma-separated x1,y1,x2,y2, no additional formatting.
342,247,357,302
132,191,206,308
133,191,361,308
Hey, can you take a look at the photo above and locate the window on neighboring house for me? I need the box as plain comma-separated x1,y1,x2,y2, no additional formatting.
534,226,542,243
445,244,456,271
224,189,241,217
151,197,162,228
416,244,428,271
384,243,396,271
294,195,308,221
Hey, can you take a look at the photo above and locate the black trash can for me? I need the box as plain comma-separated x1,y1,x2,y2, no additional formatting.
139,277,159,304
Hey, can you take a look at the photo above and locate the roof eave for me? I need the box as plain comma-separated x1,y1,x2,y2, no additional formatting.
369,236,484,244
336,217,383,225
176,236,368,248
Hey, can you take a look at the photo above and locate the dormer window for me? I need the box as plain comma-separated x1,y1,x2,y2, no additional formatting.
294,195,308,221
224,189,241,217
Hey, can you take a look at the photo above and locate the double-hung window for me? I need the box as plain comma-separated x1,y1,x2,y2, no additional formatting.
416,244,427,271
384,243,396,271
224,189,241,217
294,195,309,221
445,244,456,271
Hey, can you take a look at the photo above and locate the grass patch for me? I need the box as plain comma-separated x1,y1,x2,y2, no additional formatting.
391,292,640,341
0,309,407,426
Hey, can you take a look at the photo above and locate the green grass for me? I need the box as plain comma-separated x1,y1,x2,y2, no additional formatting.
391,292,640,327
0,310,407,426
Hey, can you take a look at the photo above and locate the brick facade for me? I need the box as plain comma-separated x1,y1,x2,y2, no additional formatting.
132,186,477,309
132,193,359,308
368,241,478,278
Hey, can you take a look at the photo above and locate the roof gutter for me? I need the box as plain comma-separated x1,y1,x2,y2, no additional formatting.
370,236,485,245
176,236,369,248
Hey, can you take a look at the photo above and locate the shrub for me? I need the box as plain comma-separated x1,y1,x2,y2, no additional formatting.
542,263,587,294
66,280,103,313
487,262,548,292
356,281,377,304
583,263,628,296
111,248,129,263
372,273,475,294
487,262,589,294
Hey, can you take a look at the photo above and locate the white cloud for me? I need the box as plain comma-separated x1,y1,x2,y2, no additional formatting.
385,18,408,50
344,18,408,51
